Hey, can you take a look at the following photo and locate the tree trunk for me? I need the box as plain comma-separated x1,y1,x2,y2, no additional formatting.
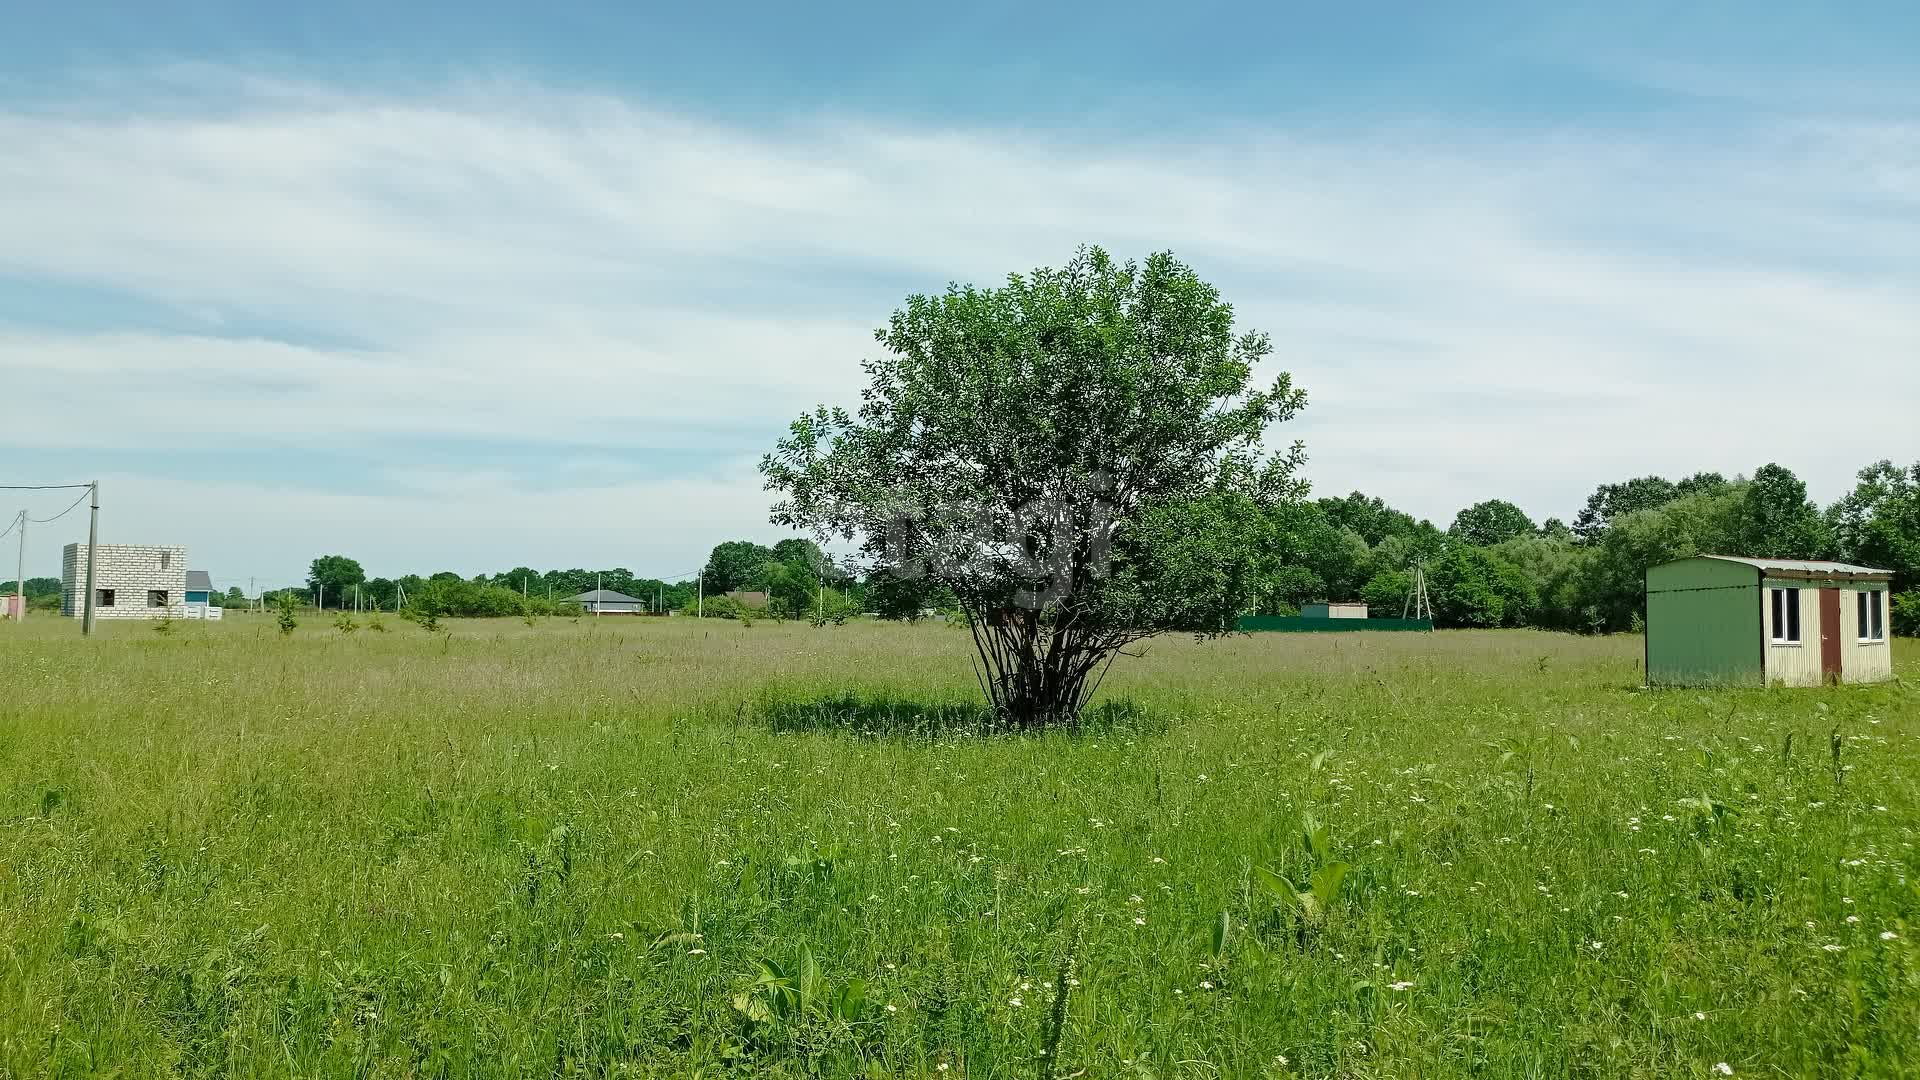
966,606,1113,730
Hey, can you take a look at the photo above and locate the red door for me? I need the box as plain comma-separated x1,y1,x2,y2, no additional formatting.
1819,588,1843,684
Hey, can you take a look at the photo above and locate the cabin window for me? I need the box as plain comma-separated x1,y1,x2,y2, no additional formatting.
97,588,115,607
1859,590,1885,642
1769,587,1800,643
148,590,169,608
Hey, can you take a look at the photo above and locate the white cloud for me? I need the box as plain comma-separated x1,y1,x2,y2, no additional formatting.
2,69,1916,574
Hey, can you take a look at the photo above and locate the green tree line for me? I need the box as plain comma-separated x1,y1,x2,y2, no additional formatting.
1267,460,1919,635
238,459,1915,636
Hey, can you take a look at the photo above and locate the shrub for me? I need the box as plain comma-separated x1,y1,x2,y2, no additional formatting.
1893,592,1920,638
273,592,300,635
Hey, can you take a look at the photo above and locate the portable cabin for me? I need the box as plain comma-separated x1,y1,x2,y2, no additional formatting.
1301,602,1369,619
1645,556,1894,687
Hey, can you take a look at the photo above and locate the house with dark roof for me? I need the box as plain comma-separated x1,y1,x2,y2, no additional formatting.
184,571,223,619
568,588,646,614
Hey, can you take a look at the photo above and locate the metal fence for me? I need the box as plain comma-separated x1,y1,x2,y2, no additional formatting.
1235,616,1435,633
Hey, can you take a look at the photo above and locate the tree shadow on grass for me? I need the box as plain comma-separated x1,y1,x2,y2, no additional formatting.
755,691,1168,739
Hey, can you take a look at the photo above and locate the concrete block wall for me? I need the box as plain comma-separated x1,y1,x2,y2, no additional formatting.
61,544,190,619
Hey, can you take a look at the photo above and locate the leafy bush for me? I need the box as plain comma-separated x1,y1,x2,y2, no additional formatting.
1894,592,1920,638
681,594,763,621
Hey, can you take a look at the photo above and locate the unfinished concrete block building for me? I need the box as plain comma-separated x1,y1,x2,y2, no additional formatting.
61,543,189,620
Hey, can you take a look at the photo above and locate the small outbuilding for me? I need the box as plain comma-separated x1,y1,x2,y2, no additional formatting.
184,571,214,617
568,588,646,614
1301,602,1368,619
1646,556,1894,687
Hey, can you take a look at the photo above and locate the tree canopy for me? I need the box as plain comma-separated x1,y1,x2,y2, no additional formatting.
763,247,1307,727
1450,499,1535,547
306,555,366,599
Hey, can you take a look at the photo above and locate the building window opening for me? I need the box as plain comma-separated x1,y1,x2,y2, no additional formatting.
1769,587,1800,643
1859,590,1885,642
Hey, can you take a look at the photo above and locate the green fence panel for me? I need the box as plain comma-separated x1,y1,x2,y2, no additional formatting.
1236,616,1435,633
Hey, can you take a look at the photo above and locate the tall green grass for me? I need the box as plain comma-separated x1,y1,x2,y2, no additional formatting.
2,616,1915,1077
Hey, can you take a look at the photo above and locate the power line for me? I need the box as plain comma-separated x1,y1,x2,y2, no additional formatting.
27,488,92,524
0,483,93,491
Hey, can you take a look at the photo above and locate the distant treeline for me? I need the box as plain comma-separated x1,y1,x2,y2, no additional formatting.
274,539,870,621
0,576,62,612
235,457,1916,634
1265,459,1918,635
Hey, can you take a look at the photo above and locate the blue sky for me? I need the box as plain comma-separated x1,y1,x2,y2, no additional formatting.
3,3,1917,589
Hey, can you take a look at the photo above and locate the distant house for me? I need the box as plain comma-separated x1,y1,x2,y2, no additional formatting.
184,571,213,615
569,588,646,614
725,590,770,608
1646,556,1894,687
1302,602,1368,619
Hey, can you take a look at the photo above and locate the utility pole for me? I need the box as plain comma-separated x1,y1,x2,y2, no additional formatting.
657,581,663,615
816,553,828,621
697,572,703,619
81,481,99,636
595,572,601,617
11,510,24,622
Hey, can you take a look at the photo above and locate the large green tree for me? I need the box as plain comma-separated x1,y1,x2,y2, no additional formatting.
702,541,775,593
1425,545,1537,627
1733,463,1829,558
306,555,366,604
1450,499,1536,547
1829,460,1920,584
1572,476,1678,542
763,247,1307,728
1828,460,1920,634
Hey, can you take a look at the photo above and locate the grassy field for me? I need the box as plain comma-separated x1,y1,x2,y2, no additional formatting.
1,616,1916,1078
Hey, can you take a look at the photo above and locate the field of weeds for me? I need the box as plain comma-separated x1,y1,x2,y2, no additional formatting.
2,616,1915,1077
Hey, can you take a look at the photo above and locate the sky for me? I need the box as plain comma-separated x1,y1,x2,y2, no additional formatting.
3,2,1917,590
